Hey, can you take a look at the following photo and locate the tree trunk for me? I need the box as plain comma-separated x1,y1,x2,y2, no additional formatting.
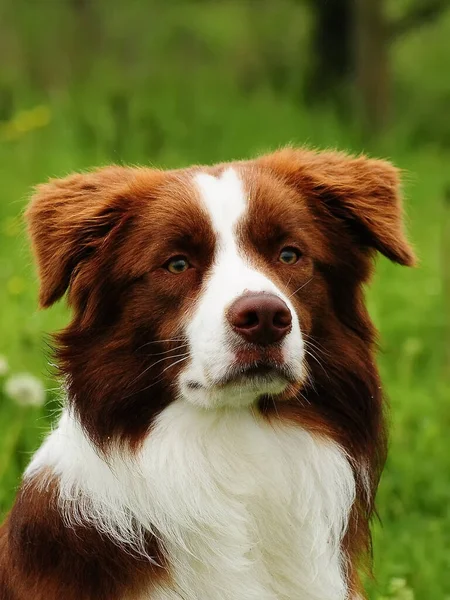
304,0,353,107
354,0,390,135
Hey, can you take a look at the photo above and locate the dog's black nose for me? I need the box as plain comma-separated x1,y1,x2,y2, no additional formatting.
227,293,292,346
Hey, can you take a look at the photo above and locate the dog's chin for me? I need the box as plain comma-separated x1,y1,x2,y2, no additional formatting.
179,364,299,410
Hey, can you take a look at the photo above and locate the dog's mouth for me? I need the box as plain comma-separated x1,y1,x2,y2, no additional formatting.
182,359,303,408
184,362,293,392
215,361,295,389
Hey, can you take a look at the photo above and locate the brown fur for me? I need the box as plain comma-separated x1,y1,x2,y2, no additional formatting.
0,475,163,600
0,148,414,599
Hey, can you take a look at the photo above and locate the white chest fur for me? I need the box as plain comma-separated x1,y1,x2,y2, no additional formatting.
27,402,355,600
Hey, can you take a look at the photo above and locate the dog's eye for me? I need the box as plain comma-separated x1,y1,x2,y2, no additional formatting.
165,256,190,274
279,247,301,265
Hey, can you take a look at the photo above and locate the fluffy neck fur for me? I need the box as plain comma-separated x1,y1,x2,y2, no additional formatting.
27,400,356,600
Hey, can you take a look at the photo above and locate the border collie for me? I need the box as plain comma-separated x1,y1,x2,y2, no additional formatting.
0,148,414,599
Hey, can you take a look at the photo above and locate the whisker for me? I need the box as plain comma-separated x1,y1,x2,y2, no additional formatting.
304,348,330,380
128,353,190,388
137,344,188,357
271,396,281,420
302,333,329,355
160,356,190,375
304,364,318,395
297,391,311,406
288,277,313,298
304,342,329,360
124,356,190,398
135,338,186,351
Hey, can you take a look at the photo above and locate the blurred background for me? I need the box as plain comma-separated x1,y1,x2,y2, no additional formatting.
0,0,449,597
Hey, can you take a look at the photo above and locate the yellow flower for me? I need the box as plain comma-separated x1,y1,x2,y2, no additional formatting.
0,105,51,141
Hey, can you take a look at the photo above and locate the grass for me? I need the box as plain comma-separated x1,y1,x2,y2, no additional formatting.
0,91,449,599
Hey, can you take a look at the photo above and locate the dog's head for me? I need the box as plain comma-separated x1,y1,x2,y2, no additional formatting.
26,148,414,453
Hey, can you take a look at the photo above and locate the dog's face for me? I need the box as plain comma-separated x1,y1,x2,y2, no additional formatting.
180,168,307,409
26,148,414,446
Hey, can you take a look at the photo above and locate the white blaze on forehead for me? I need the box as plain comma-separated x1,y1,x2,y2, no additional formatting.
193,166,283,305
194,168,247,244
193,167,270,292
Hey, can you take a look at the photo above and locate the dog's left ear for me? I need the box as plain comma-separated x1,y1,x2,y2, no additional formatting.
25,166,163,309
259,148,416,266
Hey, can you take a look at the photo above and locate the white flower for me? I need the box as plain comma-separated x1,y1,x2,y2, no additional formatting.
4,373,46,407
0,355,9,377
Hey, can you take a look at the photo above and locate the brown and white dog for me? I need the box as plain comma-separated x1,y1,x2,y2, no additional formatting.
0,148,414,600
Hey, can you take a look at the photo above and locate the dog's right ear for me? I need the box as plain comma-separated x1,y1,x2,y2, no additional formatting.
259,147,416,267
26,167,159,309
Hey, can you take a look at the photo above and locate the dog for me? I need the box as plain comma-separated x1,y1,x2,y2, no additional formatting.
0,148,414,600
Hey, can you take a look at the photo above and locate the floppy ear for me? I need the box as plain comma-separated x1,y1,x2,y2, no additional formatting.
259,148,416,266
26,166,149,308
